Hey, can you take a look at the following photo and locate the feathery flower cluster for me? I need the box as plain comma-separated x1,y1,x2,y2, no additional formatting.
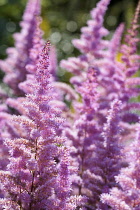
0,0,41,96
0,0,140,209
101,127,140,210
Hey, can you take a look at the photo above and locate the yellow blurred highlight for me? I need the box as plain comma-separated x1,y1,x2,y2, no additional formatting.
40,19,51,38
116,52,123,62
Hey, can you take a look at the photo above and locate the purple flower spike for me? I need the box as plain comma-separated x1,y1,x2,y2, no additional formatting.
101,125,140,209
0,41,84,209
18,16,44,94
120,0,140,77
72,0,111,57
65,64,123,208
90,99,123,209
0,0,42,96
0,42,77,209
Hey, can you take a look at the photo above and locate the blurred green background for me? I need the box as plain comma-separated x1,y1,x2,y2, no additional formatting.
0,0,138,68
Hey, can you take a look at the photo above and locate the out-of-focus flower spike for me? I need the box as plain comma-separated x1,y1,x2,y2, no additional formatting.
91,99,124,209
72,0,111,57
49,46,58,81
109,23,124,61
101,124,140,209
21,0,41,23
121,0,140,76
90,0,111,20
25,16,44,75
18,15,43,95
0,0,42,95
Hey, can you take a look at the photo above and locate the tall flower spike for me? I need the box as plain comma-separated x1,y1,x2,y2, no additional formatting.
115,0,140,125
0,0,41,95
18,16,44,95
60,0,112,82
5,15,44,116
65,68,99,209
120,0,140,77
88,99,123,209
72,0,111,57
0,42,83,209
65,64,123,208
101,125,140,210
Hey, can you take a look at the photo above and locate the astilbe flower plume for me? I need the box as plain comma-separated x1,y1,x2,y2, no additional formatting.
60,0,111,77
18,16,44,96
0,0,41,96
65,65,123,209
120,0,140,77
116,0,140,124
95,99,123,209
65,67,99,198
101,125,140,210
0,42,83,210
72,0,111,57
